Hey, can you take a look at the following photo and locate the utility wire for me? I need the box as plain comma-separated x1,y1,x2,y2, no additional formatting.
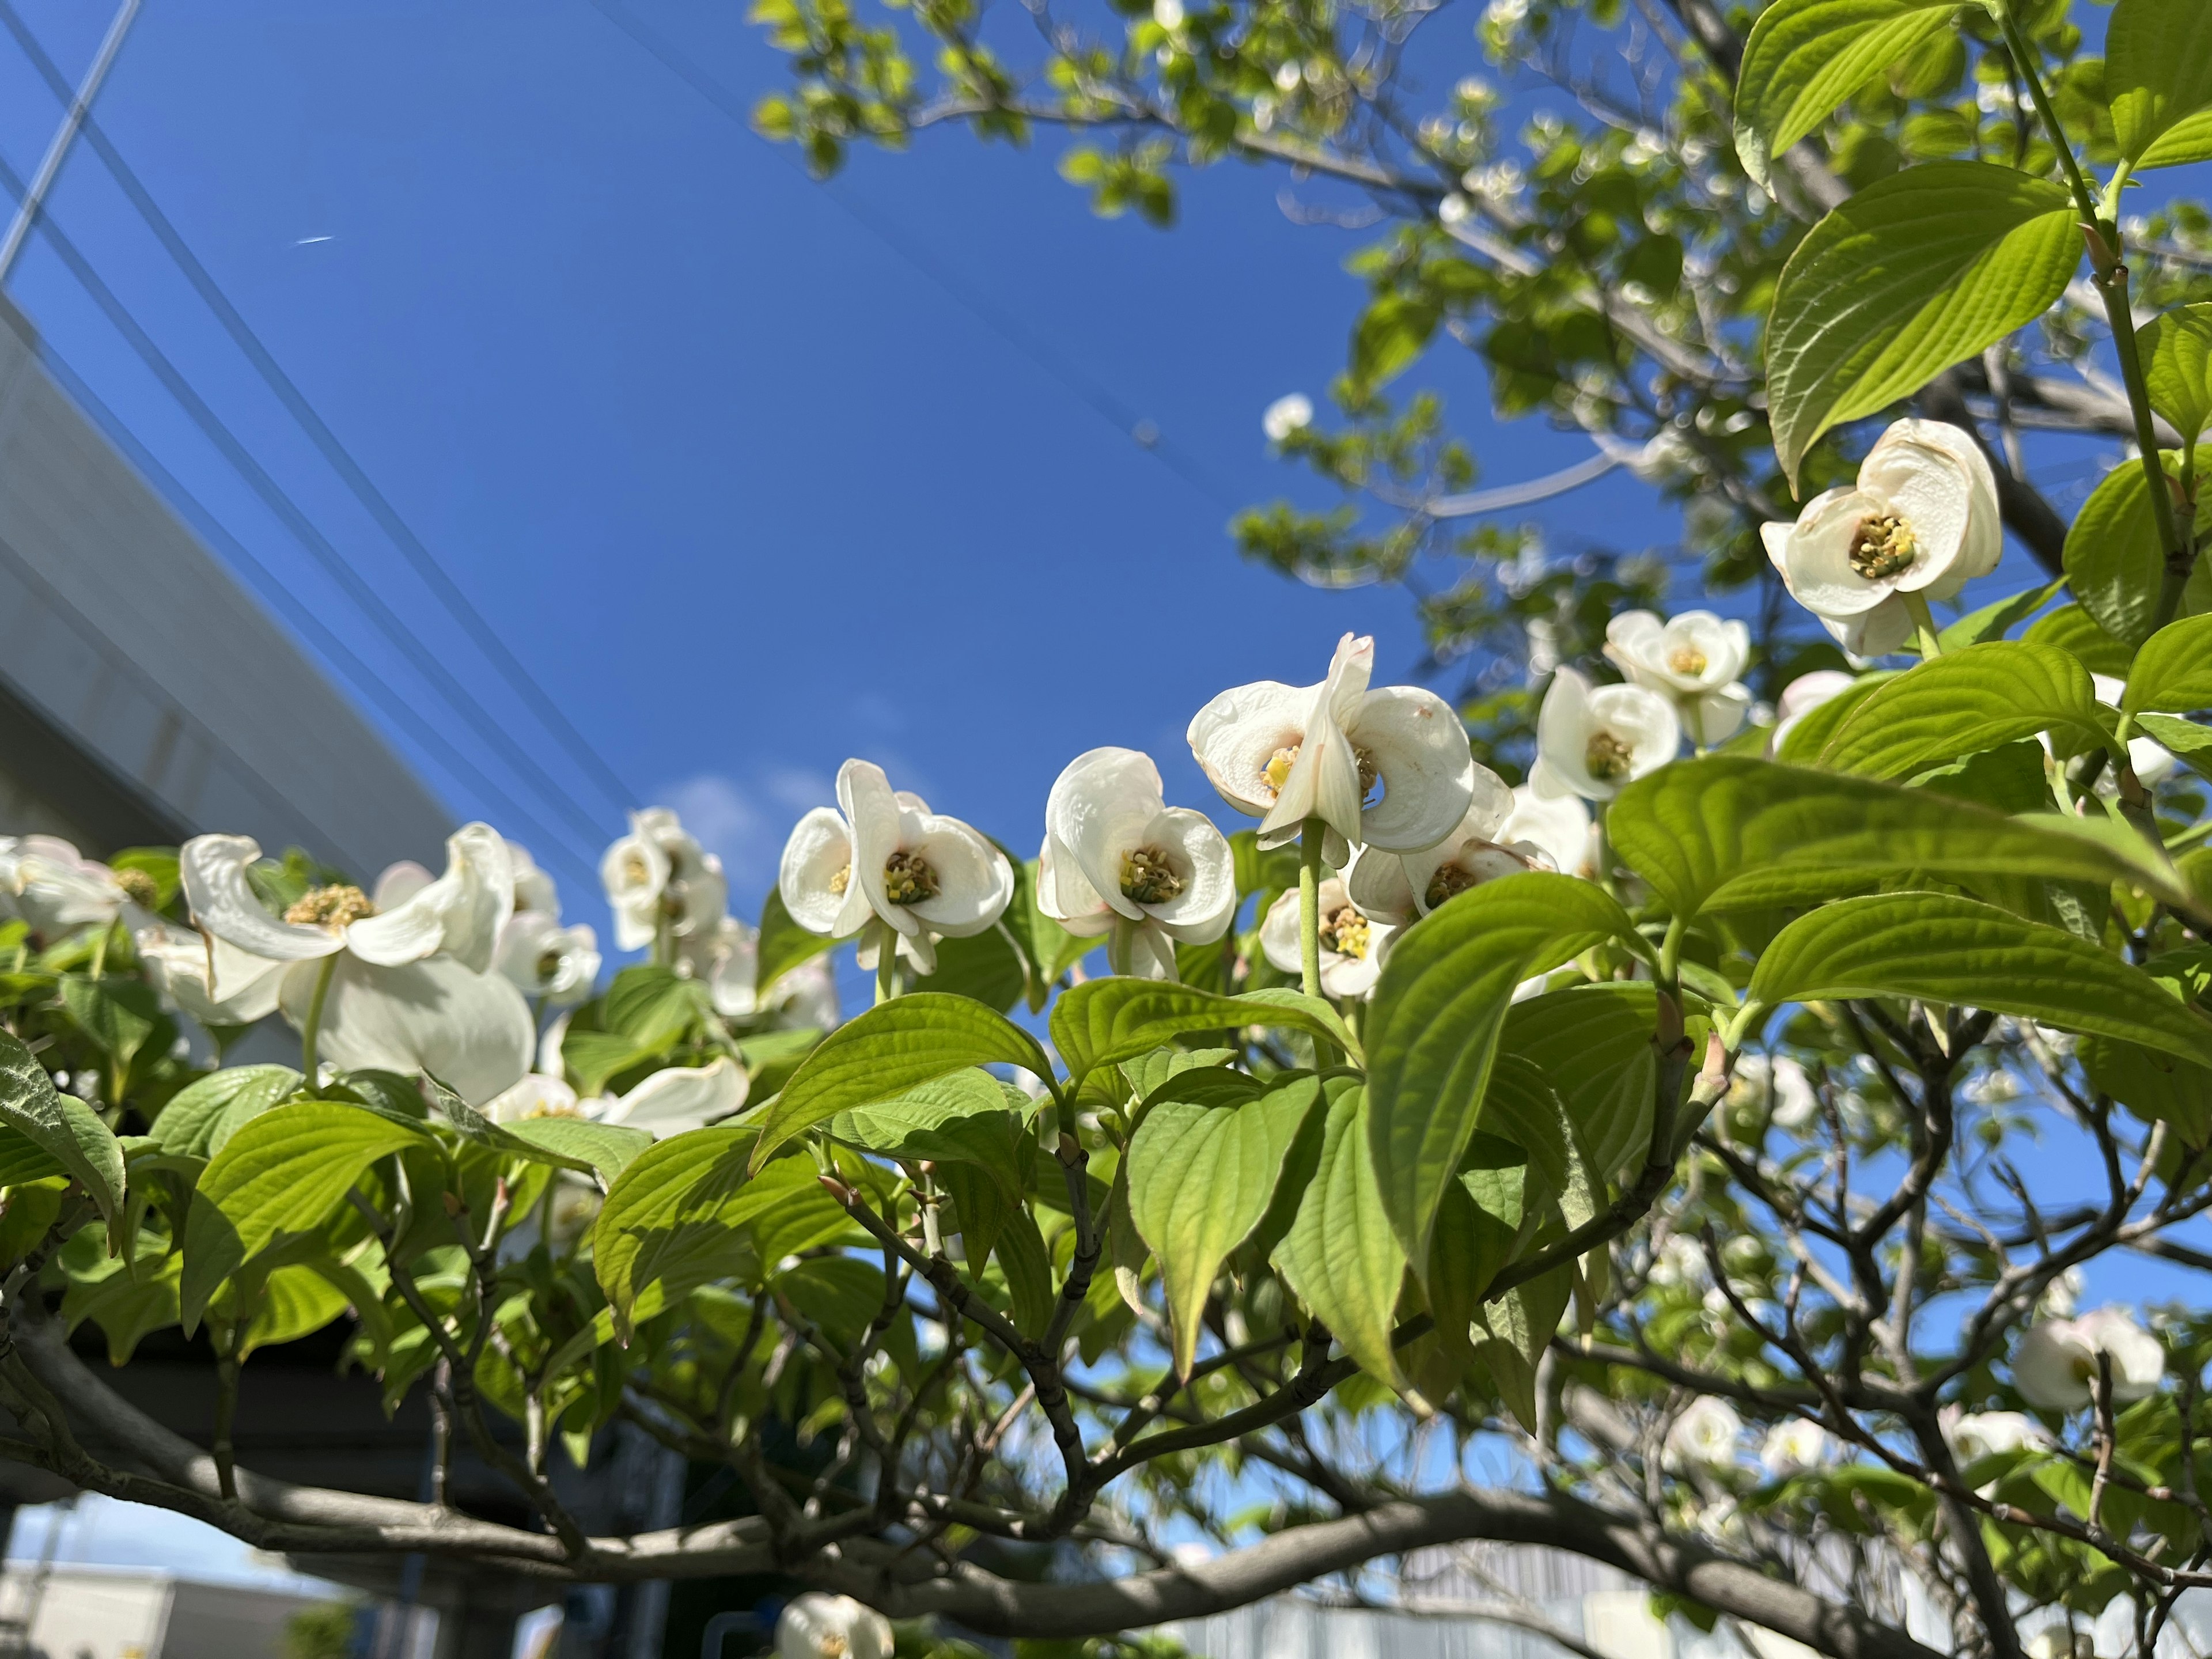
0,146,617,857
586,0,1245,516
0,146,608,886
22,326,608,896
0,0,638,823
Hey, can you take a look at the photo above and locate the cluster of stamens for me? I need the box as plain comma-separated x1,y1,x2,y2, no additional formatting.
1425,862,1484,910
1850,513,1918,581
1585,730,1635,781
114,869,159,908
1319,904,1372,960
827,864,851,896
881,851,939,906
1354,745,1380,804
1666,644,1708,677
284,884,377,929
536,947,568,984
1263,743,1301,796
1120,846,1185,906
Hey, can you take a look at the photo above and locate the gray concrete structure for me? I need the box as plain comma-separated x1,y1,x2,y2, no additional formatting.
0,291,449,872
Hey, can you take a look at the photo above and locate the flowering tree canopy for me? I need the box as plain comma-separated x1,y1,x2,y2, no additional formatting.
3,4,2212,1658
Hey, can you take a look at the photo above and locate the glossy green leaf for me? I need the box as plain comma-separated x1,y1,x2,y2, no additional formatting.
2123,616,2212,714
1939,580,2066,652
604,965,710,1046
1503,983,1658,1180
1364,873,1631,1266
919,922,1029,1014
60,978,160,1076
1050,979,1355,1086
2137,713,2212,763
1129,1072,1323,1375
2108,0,2212,166
0,1028,126,1228
831,1069,1026,1201
2139,111,2212,172
180,1101,430,1335
1271,1085,1406,1386
240,1262,353,1358
2142,305,2212,449
1001,854,1090,1013
1733,0,1961,187
1748,893,2212,1069
749,993,1051,1172
152,1065,304,1159
1609,756,2163,918
2024,604,2136,676
2081,1035,2212,1143
503,1118,653,1183
1819,643,2112,778
2065,452,2212,647
1766,162,2077,486
422,1077,602,1177
755,885,835,1001
996,1206,1056,1339
1774,672,1892,765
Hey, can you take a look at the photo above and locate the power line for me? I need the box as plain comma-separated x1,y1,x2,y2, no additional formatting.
586,0,1244,516
0,143,618,858
0,146,608,888
22,325,608,897
0,0,638,822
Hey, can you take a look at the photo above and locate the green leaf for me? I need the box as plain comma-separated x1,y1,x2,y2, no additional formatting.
1608,756,2162,917
0,1126,63,1186
1732,0,1961,187
1001,854,1090,1013
1363,873,1631,1267
421,1076,603,1177
503,1119,652,1183
1351,293,1439,389
603,965,709,1047
594,1127,786,1337
1748,893,2212,1069
63,1247,182,1365
2023,603,2136,676
831,1070,1026,1201
0,1029,126,1228
1775,672,1893,766
2141,305,2212,449
755,885,835,1002
151,1065,303,1159
1939,580,2066,652
2107,0,2212,166
1048,980,1355,1088
561,1029,656,1098
1818,643,2113,778
919,922,1028,1014
2081,1035,2212,1143
749,993,1051,1172
996,1207,1055,1339
2065,452,2212,647
240,1262,352,1357
60,978,160,1076
2139,111,2212,172
1129,1072,1324,1375
1766,162,2078,486
1271,1085,1406,1387
180,1101,430,1335
2137,713,2212,762
1504,983,1658,1180
2123,616,2212,714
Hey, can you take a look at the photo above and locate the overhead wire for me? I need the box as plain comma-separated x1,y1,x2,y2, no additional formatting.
0,0,638,824
0,153,616,861
0,146,608,890
585,0,1245,516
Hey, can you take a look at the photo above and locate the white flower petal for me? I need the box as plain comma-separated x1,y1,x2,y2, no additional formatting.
134,912,283,1026
1867,418,2001,584
2013,1320,2095,1411
1260,680,1363,849
181,834,345,963
1106,916,1179,979
779,807,859,938
487,1073,584,1124
1142,808,1237,943
1187,680,1312,819
1500,786,1592,878
840,760,907,931
902,817,1014,938
1346,684,1479,851
1860,435,1974,594
285,952,533,1105
1036,833,1109,927
1821,596,1915,657
1779,488,1898,616
374,862,436,910
347,823,512,972
1345,846,1418,926
600,828,670,924
1049,747,1167,923
606,1057,749,1139
1685,682,1753,747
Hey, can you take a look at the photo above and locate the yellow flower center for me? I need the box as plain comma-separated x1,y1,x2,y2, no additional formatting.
1585,730,1635,782
882,851,939,906
1319,904,1371,960
622,851,652,886
1120,846,1185,906
1263,744,1301,795
284,884,377,929
1850,514,1918,581
828,864,851,897
114,869,159,908
1666,644,1707,677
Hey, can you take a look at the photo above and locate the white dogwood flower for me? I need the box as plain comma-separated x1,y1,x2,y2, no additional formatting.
1259,876,1393,999
778,760,1013,975
601,808,729,953
1603,610,1753,747
1188,632,1476,867
1263,393,1314,442
1664,1396,1744,1472
2013,1308,2164,1411
1770,670,1857,753
1343,767,1527,925
495,912,601,1006
1533,668,1681,801
593,1056,749,1139
1761,419,2002,656
132,909,283,1028
1942,1407,2048,1464
505,842,560,917
1035,747,1236,980
1760,1419,1834,1478
0,836,129,937
486,1073,588,1122
777,1594,892,1659
183,824,531,1103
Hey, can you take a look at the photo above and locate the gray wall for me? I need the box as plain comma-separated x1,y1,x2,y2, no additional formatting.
0,293,449,875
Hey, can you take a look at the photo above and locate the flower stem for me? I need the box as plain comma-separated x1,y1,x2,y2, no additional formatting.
1903,590,1943,659
1999,1,2192,627
1298,818,1324,1001
300,953,339,1085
